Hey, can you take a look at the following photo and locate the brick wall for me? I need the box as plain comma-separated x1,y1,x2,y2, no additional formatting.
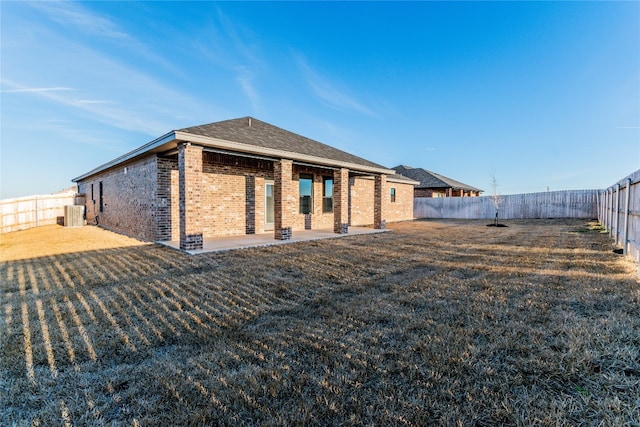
349,177,375,226
78,156,158,241
201,154,272,237
385,180,414,222
414,188,481,198
333,168,349,233
349,176,414,226
157,156,179,241
78,151,416,242
415,188,439,198
274,160,294,239
290,165,335,231
179,144,203,250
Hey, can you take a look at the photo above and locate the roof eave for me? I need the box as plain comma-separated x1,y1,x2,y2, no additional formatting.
72,131,178,182
73,130,397,182
388,176,420,185
174,131,395,175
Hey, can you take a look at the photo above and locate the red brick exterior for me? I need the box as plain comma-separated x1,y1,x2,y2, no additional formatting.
414,188,481,198
201,153,272,237
374,174,387,229
274,159,294,240
157,156,179,241
179,143,203,250
333,168,349,233
76,156,158,240
77,150,415,244
385,180,414,223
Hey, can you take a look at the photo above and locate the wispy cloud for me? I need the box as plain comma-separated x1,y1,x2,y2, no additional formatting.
25,2,184,78
73,100,113,105
295,54,377,117
236,69,262,113
1,72,220,138
27,2,132,41
193,7,265,113
1,87,73,94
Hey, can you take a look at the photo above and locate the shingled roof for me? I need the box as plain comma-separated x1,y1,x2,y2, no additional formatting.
180,117,387,171
74,117,396,182
392,165,483,193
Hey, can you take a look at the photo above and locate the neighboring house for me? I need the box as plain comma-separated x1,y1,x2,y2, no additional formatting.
392,165,483,198
73,117,418,250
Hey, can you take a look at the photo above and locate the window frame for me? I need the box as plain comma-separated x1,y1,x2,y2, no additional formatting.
322,176,333,213
299,173,313,214
390,187,396,203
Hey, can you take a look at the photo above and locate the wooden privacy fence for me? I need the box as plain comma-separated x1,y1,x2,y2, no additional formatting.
1,191,83,233
414,189,599,220
599,170,640,273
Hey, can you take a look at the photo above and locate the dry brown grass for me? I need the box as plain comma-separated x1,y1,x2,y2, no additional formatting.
1,219,638,426
0,224,149,262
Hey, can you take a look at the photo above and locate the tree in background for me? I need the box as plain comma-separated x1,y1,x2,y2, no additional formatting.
491,173,502,226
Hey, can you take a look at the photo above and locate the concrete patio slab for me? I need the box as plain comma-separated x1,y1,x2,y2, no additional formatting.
159,227,390,254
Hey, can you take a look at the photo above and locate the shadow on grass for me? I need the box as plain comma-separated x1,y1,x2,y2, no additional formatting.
1,219,638,425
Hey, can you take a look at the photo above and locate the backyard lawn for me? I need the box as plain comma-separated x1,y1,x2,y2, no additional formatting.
1,219,638,426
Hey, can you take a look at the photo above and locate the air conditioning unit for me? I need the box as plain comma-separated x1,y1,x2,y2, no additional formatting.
64,205,84,227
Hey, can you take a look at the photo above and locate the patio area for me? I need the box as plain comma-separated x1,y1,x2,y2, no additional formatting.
159,227,390,254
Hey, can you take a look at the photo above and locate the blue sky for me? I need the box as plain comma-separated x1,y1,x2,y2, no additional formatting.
1,1,638,199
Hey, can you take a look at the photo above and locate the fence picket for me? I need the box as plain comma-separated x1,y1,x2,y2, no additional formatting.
599,170,640,275
414,189,600,220
1,191,78,233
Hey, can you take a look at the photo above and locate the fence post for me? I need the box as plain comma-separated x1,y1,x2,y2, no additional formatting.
623,178,631,255
603,189,607,231
614,184,621,245
608,188,613,236
599,190,603,224
605,189,608,226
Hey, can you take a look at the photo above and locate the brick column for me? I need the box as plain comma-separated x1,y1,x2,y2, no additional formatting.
374,174,386,230
245,175,256,234
333,168,349,234
274,159,294,240
156,157,174,241
179,143,203,250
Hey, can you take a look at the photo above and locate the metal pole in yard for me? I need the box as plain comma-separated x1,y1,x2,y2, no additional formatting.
623,178,631,255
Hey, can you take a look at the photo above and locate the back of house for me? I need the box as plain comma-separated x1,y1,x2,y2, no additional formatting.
73,117,417,250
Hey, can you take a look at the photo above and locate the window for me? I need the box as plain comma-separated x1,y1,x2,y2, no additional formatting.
323,177,333,213
299,174,313,214
265,182,274,225
99,181,104,213
91,183,94,202
390,187,396,203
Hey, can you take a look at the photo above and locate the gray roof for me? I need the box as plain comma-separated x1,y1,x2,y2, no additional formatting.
392,165,483,192
180,117,387,171
74,117,399,182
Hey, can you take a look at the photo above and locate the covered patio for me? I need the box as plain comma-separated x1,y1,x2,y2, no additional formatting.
160,226,390,255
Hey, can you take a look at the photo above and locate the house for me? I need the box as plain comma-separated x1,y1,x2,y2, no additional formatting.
392,165,483,198
73,117,418,250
